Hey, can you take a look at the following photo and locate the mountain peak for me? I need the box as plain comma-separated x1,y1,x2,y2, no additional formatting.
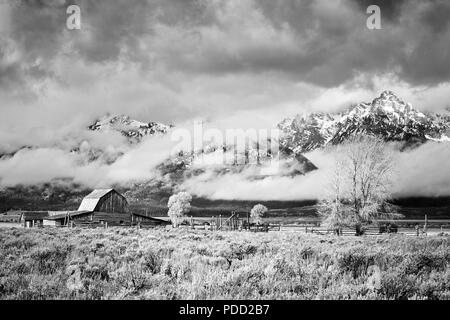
378,90,399,99
88,114,172,142
278,91,450,153
377,90,404,108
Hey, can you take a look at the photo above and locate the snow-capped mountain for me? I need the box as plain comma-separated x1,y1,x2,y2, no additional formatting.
88,114,173,143
278,113,336,154
278,91,450,154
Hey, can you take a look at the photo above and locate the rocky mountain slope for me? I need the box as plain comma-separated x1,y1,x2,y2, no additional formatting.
278,91,450,154
88,114,173,143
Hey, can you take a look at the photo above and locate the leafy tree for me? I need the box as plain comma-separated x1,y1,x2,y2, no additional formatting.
167,192,192,227
250,204,268,224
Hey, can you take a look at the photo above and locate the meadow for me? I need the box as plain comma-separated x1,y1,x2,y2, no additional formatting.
0,227,449,300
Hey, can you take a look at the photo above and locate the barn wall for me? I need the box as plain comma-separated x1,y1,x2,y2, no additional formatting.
93,212,131,225
132,215,171,226
72,213,94,221
95,192,128,213
71,212,131,226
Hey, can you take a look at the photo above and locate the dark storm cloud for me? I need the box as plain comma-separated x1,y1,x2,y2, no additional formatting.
137,0,450,88
1,0,450,93
419,0,450,33
9,0,69,69
397,0,450,85
350,0,406,22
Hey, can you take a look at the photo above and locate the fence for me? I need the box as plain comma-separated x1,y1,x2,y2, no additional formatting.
279,224,449,236
183,211,281,232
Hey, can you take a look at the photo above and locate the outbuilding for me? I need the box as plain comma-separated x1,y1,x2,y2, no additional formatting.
0,210,23,223
22,211,48,228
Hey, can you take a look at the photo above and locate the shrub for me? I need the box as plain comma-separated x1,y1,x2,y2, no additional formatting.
0,227,448,300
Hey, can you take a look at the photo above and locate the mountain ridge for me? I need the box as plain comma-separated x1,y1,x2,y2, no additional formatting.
278,91,450,154
88,114,173,143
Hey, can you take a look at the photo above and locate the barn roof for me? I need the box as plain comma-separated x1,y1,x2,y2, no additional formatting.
44,210,92,220
83,189,114,199
77,189,115,211
22,211,49,220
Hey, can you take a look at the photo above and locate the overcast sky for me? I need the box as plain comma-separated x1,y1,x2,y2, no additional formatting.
1,0,450,133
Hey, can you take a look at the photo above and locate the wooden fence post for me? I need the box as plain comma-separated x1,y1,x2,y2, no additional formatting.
424,214,428,236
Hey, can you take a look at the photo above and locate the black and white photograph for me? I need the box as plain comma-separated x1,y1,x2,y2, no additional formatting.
0,0,450,307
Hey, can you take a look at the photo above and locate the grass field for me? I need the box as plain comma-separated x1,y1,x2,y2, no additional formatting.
0,227,449,300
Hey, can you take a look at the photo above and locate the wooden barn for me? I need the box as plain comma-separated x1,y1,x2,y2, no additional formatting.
77,189,129,213
43,189,130,227
38,188,169,228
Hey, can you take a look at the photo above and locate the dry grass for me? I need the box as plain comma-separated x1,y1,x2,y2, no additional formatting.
0,227,449,300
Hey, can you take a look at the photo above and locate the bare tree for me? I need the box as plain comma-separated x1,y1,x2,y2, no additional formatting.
320,135,399,235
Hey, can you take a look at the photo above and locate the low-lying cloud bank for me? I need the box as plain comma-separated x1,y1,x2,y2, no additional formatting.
0,127,449,201
181,149,335,201
395,142,450,197
0,133,175,188
181,141,450,200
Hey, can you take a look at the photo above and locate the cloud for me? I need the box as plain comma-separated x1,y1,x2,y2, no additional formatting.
0,133,176,188
180,141,450,201
181,149,336,201
0,0,450,132
1,0,450,198
2,0,450,95
395,142,450,197
1,113,450,201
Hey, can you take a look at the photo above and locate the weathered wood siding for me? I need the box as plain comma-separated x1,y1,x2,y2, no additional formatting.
93,212,131,225
94,191,128,213
69,212,130,226
132,214,171,226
